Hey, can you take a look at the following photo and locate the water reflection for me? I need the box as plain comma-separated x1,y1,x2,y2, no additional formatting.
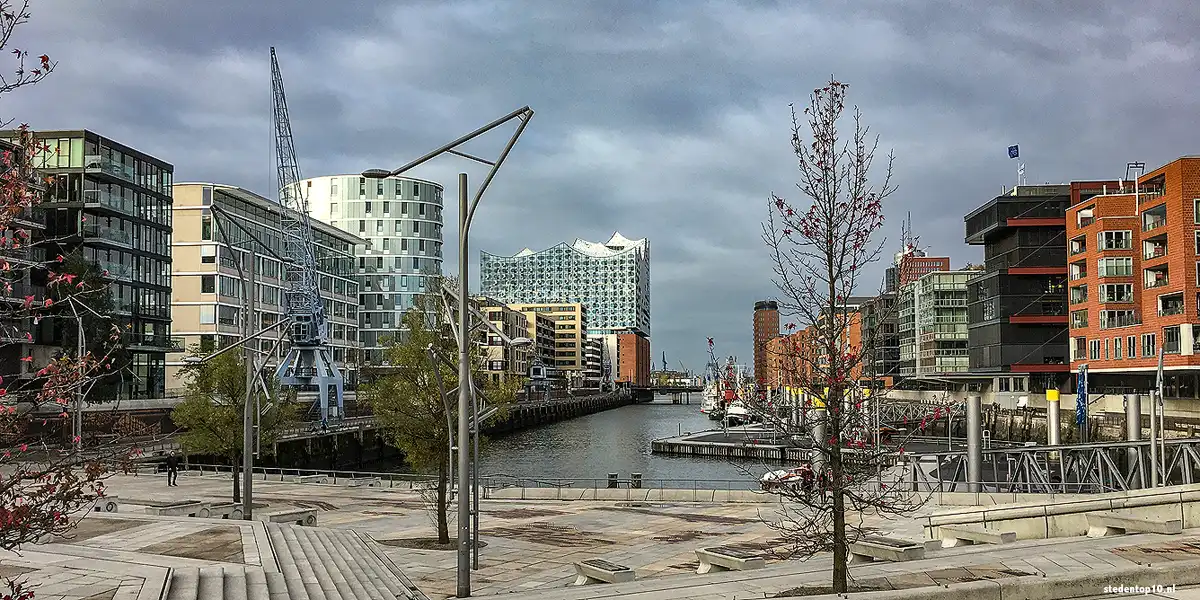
479,396,765,484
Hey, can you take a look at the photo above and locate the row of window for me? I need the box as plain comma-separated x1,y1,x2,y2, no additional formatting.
352,218,442,239
1082,329,1179,360
358,255,441,274
360,236,442,256
330,200,441,221
331,178,442,202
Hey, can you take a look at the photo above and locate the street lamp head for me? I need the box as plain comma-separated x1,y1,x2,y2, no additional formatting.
361,168,392,179
183,356,203,364
511,337,534,348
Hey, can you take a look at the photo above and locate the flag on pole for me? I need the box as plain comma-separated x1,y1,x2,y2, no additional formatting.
1008,145,1019,159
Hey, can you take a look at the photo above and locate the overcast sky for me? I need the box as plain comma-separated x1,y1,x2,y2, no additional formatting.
7,0,1198,373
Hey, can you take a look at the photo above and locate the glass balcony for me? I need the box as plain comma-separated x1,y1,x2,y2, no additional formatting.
84,155,136,184
1100,312,1141,329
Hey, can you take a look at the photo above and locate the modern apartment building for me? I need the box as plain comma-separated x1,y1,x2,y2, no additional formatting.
302,175,445,365
168,183,362,394
899,270,974,376
472,296,533,385
514,306,557,373
0,137,55,380
506,302,588,383
753,300,780,386
582,338,603,385
480,232,650,336
964,185,1096,386
1066,157,1200,396
859,293,899,384
5,129,174,399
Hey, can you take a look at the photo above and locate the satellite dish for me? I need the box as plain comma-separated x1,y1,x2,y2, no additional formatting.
1017,396,1029,408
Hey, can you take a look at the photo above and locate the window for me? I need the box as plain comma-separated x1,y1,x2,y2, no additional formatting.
331,202,338,215
377,180,384,196
383,201,389,214
1099,230,1132,250
419,239,426,252
359,220,366,233
401,239,408,252
202,186,212,206
1070,285,1088,304
394,257,402,269
1142,333,1156,357
376,220,383,234
997,377,1010,392
201,245,216,264
401,201,408,214
1070,309,1088,328
396,183,403,198
412,221,419,234
413,184,420,197
365,201,371,214
1100,283,1133,303
382,238,390,252
376,257,383,269
419,203,426,216
412,257,419,269
331,183,338,196
200,275,215,294
198,305,215,324
1127,335,1136,359
1089,339,1100,360
359,178,366,197
1098,257,1132,277
1114,337,1122,359
201,213,212,240
1164,325,1181,354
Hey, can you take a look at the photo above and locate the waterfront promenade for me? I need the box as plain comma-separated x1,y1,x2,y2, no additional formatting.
15,472,1200,599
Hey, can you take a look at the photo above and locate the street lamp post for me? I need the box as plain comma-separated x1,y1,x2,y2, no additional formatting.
364,106,533,598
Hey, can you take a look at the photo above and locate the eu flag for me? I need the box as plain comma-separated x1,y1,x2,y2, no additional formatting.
1008,145,1019,159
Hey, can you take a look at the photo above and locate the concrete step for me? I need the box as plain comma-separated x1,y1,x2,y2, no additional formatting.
222,566,248,600
197,566,226,600
319,528,390,600
245,568,271,600
165,568,199,600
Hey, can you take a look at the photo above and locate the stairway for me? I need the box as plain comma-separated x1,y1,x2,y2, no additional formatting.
165,523,425,600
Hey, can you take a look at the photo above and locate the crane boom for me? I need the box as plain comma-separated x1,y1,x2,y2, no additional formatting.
270,47,344,421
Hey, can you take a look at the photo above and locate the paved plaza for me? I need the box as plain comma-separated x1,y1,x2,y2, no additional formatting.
6,471,1200,599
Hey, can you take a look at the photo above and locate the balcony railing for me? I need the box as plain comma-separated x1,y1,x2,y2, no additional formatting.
84,155,136,184
1143,246,1167,260
1100,313,1141,329
1078,216,1095,228
1143,217,1166,232
1146,278,1170,289
1159,304,1185,317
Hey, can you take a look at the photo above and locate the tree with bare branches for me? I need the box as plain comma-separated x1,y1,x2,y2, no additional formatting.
754,77,925,593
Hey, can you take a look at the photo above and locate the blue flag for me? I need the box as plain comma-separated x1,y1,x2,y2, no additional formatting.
1008,145,1019,159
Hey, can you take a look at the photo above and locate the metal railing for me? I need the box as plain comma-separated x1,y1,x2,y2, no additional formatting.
183,463,438,488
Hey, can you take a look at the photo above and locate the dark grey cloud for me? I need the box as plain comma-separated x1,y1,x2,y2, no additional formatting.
7,0,1200,371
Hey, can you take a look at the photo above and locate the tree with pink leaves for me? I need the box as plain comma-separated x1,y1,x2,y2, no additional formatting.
756,77,934,594
0,3,136,597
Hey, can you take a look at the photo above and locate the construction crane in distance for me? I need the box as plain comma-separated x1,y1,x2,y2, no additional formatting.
270,47,344,421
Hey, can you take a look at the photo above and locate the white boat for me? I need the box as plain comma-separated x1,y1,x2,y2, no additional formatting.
724,400,751,426
700,382,719,413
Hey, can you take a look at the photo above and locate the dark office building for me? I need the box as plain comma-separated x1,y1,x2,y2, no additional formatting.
963,184,1113,386
859,293,899,383
4,130,174,400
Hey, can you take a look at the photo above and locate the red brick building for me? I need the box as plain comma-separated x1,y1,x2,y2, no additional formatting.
616,329,650,387
1066,157,1200,396
753,300,780,385
898,251,950,287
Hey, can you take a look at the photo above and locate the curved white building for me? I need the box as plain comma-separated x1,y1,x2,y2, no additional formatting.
480,232,650,336
303,174,445,364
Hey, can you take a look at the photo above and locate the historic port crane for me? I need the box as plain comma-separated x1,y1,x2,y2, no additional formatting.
270,47,344,421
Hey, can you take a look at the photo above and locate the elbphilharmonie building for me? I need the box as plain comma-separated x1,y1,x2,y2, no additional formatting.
480,232,650,336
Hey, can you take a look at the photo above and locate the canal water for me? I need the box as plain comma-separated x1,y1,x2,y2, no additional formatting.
477,395,768,486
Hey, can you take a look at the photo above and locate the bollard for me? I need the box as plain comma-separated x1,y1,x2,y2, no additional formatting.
631,473,642,489
607,473,618,489
967,395,982,493
1046,389,1061,447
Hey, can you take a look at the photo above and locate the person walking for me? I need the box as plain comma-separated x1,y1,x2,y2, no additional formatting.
165,452,180,487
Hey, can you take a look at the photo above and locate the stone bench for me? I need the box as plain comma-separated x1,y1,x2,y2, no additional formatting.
349,477,381,488
940,524,1017,547
260,508,317,526
206,503,244,519
1086,511,1182,538
573,559,635,585
92,495,119,513
695,546,766,574
144,501,209,518
293,474,329,484
848,536,926,564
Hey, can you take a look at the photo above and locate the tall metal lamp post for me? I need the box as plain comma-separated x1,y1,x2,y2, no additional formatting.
364,106,533,598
